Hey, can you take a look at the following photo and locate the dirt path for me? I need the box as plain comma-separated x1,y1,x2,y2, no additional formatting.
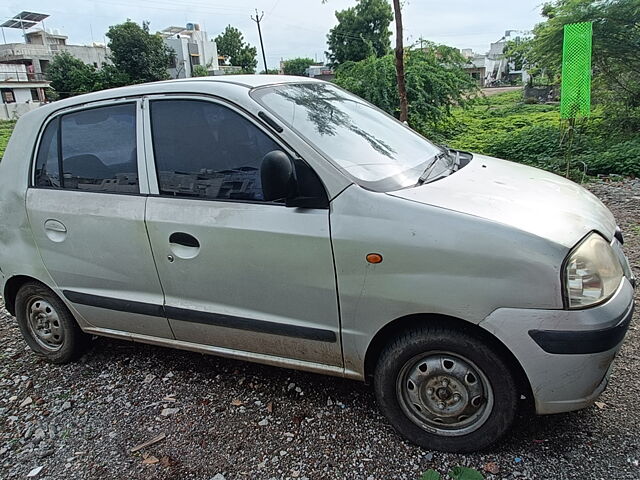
480,86,523,97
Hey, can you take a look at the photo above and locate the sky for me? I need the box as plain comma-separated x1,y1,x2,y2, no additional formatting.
1,0,545,70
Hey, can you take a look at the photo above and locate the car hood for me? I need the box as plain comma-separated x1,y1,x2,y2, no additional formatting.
388,154,616,248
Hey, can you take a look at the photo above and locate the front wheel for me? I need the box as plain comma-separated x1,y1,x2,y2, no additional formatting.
374,326,518,453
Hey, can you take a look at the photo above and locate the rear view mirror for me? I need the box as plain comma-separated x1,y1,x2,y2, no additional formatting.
260,150,296,202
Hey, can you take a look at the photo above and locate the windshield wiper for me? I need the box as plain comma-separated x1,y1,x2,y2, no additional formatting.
417,151,448,185
449,148,461,171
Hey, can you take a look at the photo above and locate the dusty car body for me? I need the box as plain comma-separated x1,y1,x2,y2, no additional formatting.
0,76,635,452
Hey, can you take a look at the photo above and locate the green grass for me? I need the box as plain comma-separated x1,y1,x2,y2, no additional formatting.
437,91,562,153
427,90,639,178
0,120,16,159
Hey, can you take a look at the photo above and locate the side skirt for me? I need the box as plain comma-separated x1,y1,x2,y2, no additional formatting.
83,326,363,381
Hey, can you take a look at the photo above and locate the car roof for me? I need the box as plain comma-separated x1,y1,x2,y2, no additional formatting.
31,74,322,117
170,74,321,88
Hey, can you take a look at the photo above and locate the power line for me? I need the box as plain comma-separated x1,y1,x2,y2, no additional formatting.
268,0,281,15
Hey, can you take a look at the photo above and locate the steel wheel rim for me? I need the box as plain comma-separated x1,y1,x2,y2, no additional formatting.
25,297,64,352
396,351,494,437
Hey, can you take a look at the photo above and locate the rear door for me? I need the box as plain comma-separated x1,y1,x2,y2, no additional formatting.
26,100,173,338
143,96,342,367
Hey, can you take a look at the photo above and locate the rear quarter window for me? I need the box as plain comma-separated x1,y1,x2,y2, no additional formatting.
34,103,139,194
34,118,61,188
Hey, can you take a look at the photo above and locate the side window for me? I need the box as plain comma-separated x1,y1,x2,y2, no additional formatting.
150,99,282,201
35,119,61,187
60,103,139,193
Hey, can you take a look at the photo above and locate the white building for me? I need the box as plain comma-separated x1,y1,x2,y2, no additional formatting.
305,64,335,81
0,29,109,80
462,30,532,86
0,63,49,120
160,24,220,78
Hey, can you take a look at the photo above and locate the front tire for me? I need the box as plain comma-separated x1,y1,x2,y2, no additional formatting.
15,282,89,364
374,326,518,453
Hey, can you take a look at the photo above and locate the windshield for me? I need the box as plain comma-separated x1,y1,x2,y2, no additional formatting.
251,82,442,191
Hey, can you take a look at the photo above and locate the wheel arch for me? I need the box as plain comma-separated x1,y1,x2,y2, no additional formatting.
3,275,43,316
363,313,533,405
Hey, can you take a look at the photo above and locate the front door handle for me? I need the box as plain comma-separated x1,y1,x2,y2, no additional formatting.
168,232,200,259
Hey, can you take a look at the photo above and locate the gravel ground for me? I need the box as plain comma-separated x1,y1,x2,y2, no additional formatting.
1,180,639,480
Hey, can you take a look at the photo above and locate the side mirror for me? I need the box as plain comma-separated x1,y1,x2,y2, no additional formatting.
260,150,296,202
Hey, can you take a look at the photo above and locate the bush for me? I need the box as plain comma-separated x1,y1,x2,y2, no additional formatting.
191,65,209,77
335,44,477,127
579,138,640,177
426,90,638,179
0,120,16,159
487,125,562,162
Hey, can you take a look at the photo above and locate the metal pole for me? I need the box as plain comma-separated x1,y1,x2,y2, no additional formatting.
251,9,268,73
1,27,7,44
41,19,49,53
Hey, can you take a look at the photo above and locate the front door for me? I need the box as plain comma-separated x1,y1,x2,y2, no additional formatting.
27,101,173,338
143,97,342,366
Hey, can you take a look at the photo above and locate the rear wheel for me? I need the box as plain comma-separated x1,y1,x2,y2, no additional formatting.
15,282,89,363
374,326,518,452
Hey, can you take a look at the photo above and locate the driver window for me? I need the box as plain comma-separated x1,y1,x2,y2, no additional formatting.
150,99,282,201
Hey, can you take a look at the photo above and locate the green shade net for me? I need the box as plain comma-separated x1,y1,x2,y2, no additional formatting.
560,22,593,119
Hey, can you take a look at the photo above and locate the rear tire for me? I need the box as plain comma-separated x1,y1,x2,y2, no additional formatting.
374,326,518,453
15,282,90,364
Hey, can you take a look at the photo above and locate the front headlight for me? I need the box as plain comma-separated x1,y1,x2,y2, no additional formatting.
565,232,624,309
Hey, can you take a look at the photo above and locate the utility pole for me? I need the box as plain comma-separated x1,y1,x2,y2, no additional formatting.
392,0,408,123
251,9,268,73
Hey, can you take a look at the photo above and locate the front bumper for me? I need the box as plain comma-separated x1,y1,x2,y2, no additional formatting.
479,278,635,415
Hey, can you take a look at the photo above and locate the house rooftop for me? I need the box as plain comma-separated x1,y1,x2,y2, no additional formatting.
26,29,68,40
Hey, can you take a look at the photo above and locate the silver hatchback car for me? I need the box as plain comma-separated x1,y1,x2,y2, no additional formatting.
0,76,635,452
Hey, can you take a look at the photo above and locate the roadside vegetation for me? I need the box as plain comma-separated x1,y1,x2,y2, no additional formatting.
0,120,15,158
430,90,640,179
335,44,476,131
327,0,639,180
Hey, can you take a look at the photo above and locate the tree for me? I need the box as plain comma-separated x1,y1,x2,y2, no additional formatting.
105,20,173,84
531,0,639,95
98,63,130,89
282,57,315,76
215,25,258,73
335,44,476,129
235,46,258,74
46,51,101,99
324,0,407,121
325,0,393,67
502,37,541,86
503,37,531,72
528,0,640,131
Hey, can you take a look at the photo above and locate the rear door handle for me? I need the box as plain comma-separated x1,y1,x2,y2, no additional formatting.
44,219,67,242
169,232,200,248
168,232,200,260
